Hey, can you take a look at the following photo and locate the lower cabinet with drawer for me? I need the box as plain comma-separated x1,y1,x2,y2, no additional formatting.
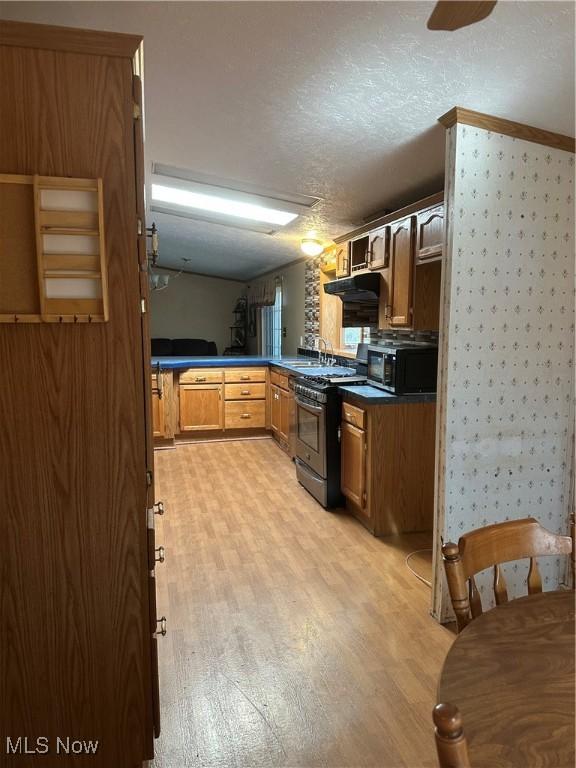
225,399,266,428
170,366,269,436
224,367,267,430
340,396,436,536
152,365,293,441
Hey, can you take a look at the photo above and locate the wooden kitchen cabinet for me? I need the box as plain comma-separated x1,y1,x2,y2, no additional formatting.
269,367,294,454
0,20,158,766
368,226,390,271
334,192,443,332
179,383,223,430
341,397,436,537
341,420,367,510
279,386,291,443
389,216,416,327
416,204,444,262
270,384,281,433
225,399,266,428
152,370,175,439
152,389,165,437
335,241,350,278
270,384,290,442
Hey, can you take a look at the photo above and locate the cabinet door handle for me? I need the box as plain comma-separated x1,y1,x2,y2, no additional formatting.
153,501,164,516
155,546,165,564
156,363,163,399
156,617,167,637
195,376,206,382
240,413,251,419
241,389,250,395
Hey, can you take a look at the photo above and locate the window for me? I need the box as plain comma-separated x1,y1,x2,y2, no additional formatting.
342,327,371,350
261,281,282,356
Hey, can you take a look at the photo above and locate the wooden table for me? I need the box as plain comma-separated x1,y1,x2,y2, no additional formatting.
438,590,575,768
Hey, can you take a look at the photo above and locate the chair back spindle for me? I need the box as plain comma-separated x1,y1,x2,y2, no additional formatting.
493,563,508,605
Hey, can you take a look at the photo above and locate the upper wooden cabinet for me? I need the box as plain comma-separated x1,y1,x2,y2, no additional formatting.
335,241,350,278
389,216,416,327
350,235,370,273
368,226,390,271
417,204,444,262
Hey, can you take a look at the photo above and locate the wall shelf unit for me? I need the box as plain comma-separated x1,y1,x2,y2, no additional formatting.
0,173,108,323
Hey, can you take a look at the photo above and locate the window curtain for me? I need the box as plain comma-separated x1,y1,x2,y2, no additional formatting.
247,277,279,337
261,280,282,356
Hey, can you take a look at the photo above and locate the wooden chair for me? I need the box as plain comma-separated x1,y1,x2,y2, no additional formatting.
442,516,575,632
433,703,470,768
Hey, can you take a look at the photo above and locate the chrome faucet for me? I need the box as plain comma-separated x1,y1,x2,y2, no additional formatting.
317,336,336,366
317,336,327,365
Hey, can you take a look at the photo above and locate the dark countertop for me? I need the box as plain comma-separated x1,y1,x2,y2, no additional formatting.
339,385,437,406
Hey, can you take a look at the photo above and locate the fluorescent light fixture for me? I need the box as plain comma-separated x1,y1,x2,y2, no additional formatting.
151,183,298,227
149,164,322,235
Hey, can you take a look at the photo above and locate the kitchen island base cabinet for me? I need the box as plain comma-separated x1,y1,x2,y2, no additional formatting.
341,398,436,536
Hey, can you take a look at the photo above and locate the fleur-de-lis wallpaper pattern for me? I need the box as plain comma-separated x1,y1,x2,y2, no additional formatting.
434,124,575,621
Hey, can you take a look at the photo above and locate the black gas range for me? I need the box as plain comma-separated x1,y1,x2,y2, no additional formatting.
292,367,366,508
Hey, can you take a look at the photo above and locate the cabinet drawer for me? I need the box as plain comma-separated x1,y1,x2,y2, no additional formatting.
179,368,223,384
225,400,266,428
225,382,266,400
224,368,266,383
270,369,289,390
342,401,366,429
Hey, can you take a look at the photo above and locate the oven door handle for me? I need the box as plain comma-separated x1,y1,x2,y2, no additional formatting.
295,395,324,414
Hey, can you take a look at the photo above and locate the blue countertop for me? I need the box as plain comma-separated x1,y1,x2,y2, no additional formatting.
151,355,326,372
339,385,437,405
152,355,273,369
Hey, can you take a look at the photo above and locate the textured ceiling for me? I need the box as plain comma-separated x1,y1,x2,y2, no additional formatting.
3,1,574,280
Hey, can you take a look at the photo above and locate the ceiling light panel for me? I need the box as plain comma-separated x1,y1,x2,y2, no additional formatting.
151,183,297,226
150,164,322,235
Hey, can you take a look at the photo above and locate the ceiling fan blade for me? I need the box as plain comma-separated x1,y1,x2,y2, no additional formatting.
427,1,497,31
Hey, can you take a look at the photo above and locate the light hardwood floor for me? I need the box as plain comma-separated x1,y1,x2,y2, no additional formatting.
152,438,453,768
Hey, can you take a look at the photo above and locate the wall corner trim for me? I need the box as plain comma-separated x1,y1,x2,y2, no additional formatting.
438,106,575,154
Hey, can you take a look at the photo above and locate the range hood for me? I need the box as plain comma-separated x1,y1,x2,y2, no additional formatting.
323,273,381,303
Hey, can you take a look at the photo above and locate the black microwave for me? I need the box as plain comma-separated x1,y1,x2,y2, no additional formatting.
367,345,438,395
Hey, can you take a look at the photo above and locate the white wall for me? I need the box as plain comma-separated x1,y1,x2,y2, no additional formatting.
150,270,246,355
247,260,306,356
432,124,575,620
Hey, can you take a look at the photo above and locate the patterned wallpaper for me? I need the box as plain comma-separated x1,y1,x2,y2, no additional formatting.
432,124,575,621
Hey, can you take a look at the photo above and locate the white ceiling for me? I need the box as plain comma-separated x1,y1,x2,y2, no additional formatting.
3,1,574,280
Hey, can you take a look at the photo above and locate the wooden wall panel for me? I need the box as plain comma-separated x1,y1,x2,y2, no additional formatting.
0,36,151,768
